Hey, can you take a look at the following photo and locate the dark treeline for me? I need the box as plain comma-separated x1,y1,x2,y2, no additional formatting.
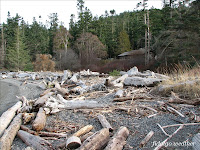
0,0,199,72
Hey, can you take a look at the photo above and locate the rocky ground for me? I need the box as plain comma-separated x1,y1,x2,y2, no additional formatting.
0,69,200,150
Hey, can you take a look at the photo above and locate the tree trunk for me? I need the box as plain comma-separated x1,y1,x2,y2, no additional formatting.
32,107,46,131
0,113,22,150
17,130,53,150
79,128,110,150
0,101,22,136
104,126,129,150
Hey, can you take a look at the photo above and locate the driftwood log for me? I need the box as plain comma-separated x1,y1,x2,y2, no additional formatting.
66,136,81,149
0,101,22,136
113,97,133,102
79,128,110,150
80,132,94,142
97,114,113,131
104,126,129,150
34,92,54,107
54,82,69,96
73,125,93,137
60,100,105,109
32,107,46,131
17,130,53,150
0,113,22,150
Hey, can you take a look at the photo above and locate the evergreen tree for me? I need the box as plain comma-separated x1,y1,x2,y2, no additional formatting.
7,23,32,71
117,30,131,55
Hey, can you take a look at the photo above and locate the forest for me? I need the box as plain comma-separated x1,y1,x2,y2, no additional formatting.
0,0,199,72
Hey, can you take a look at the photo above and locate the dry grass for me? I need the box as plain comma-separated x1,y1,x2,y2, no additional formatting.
160,63,200,99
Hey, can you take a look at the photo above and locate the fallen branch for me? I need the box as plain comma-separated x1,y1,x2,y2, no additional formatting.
140,131,154,147
162,122,200,129
167,106,185,117
105,126,129,150
113,97,132,102
156,124,170,137
97,114,113,132
0,101,22,136
138,105,158,113
154,125,183,150
0,113,22,150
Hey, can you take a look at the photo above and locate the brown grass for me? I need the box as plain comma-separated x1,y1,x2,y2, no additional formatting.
160,63,200,99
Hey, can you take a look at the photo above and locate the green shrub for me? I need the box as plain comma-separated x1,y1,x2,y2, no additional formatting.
109,70,120,76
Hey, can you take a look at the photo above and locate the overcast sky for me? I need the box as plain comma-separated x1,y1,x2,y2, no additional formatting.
1,0,163,29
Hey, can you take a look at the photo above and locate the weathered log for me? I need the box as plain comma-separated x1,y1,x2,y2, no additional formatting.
104,126,129,150
66,136,81,149
34,92,54,107
22,113,36,124
80,132,94,143
21,125,67,137
17,96,32,113
32,107,46,131
0,113,22,150
114,89,124,98
17,130,53,150
60,100,105,109
73,125,93,137
112,74,128,87
54,82,69,96
139,130,154,147
79,128,110,150
0,101,22,136
40,89,52,97
97,114,113,132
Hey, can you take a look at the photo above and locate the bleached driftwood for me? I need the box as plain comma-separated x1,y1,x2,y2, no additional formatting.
79,128,110,150
97,114,113,131
22,113,36,124
54,81,69,96
104,126,129,150
139,131,154,147
0,101,22,136
112,74,128,87
34,92,54,107
32,107,46,131
162,122,200,129
0,113,22,150
61,70,72,85
167,106,185,117
60,100,105,109
66,136,81,149
17,130,52,150
73,125,93,137
114,89,124,98
80,132,94,142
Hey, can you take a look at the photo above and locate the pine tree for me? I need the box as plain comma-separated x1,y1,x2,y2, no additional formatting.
7,23,32,71
117,30,131,55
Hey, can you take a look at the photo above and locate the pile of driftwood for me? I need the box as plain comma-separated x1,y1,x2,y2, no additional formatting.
1,67,200,149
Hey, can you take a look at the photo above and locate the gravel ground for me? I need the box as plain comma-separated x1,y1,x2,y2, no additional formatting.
0,78,200,150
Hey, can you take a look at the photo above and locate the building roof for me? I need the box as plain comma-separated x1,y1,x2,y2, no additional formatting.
118,48,145,57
